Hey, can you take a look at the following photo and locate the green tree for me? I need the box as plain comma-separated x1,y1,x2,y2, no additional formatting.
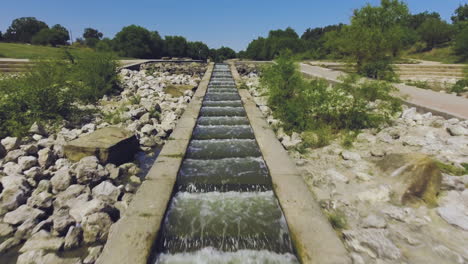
452,4,468,24
96,38,114,52
83,28,103,48
454,26,468,60
150,31,164,58
164,36,188,57
417,17,453,49
4,17,48,43
409,12,441,29
210,46,236,62
31,24,69,47
326,0,411,80
187,41,209,60
113,25,156,58
0,31,3,41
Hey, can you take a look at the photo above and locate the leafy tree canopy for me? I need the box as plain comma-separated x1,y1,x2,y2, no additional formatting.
4,17,48,43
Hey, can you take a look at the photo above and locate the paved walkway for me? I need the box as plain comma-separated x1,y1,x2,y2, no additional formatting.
300,63,468,120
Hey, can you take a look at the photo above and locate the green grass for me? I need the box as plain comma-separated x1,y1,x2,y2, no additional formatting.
436,161,468,176
0,42,95,59
405,46,467,64
0,42,133,60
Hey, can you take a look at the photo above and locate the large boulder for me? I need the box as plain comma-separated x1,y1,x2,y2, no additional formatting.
376,153,442,206
64,127,139,165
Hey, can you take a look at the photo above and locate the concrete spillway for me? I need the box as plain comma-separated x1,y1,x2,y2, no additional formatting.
151,64,299,263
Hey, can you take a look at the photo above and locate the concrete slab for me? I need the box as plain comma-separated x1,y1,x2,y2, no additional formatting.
64,127,138,164
231,62,351,264
96,63,214,264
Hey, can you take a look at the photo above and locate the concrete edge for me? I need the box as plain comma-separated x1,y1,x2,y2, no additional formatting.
96,63,214,264
230,63,351,264
299,63,467,121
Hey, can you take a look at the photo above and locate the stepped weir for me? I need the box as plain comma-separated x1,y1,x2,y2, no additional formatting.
97,62,350,264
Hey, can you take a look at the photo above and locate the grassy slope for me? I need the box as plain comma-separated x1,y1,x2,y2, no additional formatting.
404,46,467,64
0,42,98,59
0,42,133,60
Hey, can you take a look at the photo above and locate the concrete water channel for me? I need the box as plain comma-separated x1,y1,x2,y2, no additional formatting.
98,63,350,264
151,64,298,263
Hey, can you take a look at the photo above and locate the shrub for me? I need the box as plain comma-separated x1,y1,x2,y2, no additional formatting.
0,50,119,137
301,126,334,149
70,51,120,102
0,60,74,137
261,51,401,134
341,130,359,149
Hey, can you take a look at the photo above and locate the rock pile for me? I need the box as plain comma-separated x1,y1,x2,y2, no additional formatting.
239,65,468,264
0,62,206,263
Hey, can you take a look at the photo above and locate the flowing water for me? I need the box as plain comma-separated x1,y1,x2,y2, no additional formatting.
152,64,299,263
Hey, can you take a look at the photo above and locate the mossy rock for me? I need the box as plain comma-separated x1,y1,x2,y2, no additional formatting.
164,85,194,97
376,153,441,207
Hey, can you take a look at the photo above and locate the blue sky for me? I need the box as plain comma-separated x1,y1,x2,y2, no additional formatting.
1,0,467,51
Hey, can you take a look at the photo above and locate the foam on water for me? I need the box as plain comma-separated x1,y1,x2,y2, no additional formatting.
155,248,299,264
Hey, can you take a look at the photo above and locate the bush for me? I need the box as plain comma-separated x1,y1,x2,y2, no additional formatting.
0,50,119,137
70,51,120,102
261,51,401,134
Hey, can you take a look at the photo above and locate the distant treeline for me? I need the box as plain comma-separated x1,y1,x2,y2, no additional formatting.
0,18,236,62
241,2,468,63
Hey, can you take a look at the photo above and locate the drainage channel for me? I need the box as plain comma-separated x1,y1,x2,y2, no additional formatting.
150,64,300,263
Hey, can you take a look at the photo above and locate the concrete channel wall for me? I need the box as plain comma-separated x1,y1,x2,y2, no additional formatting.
96,63,214,264
230,63,351,264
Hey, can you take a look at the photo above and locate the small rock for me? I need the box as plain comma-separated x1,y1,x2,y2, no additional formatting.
69,198,113,222
357,185,391,203
21,144,38,155
27,191,53,209
19,230,64,253
370,149,386,157
4,149,26,163
326,169,349,183
52,210,76,236
64,226,83,250
341,151,361,161
92,181,121,201
343,228,401,260
1,137,20,151
18,156,38,171
24,167,43,180
362,214,387,228
15,218,38,240
53,184,90,209
73,156,109,184
447,125,467,136
0,237,21,253
4,205,45,225
0,222,14,237
0,175,31,215
82,212,113,244
38,148,56,168
51,169,72,193
29,122,47,136
355,172,372,182
83,245,104,264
